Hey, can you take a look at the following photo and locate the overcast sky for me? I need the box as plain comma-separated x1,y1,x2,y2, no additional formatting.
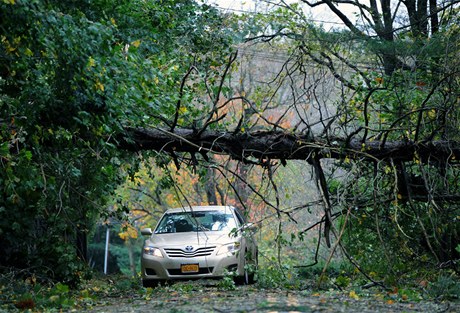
208,0,358,28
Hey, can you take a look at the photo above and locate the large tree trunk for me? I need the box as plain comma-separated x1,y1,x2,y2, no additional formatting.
119,127,460,164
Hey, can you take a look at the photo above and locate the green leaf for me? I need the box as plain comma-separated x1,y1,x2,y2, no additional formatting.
0,142,10,157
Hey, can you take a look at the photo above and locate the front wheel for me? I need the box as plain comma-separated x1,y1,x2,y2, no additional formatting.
235,252,258,285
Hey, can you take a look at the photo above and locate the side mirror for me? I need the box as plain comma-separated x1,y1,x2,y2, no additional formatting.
141,228,153,236
242,223,258,232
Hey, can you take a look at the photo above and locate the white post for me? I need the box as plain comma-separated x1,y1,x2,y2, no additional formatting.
104,226,110,274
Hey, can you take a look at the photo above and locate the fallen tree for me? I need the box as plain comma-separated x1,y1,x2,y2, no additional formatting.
121,127,460,164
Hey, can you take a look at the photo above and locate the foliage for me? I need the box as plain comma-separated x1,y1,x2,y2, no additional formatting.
240,0,460,286
427,273,460,301
0,0,133,284
0,271,146,312
0,0,236,284
256,246,305,290
216,271,237,291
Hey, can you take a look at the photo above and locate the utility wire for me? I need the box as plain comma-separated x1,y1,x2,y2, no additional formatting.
237,47,384,71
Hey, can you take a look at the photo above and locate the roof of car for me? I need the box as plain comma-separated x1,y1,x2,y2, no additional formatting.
165,205,236,214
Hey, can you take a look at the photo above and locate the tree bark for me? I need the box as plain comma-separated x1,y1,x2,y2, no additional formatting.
205,167,218,205
76,228,87,263
119,127,460,164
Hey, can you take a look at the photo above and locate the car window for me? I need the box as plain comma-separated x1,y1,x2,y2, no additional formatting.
233,209,245,226
154,210,237,233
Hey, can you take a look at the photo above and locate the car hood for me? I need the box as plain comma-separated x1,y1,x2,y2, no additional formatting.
146,231,237,247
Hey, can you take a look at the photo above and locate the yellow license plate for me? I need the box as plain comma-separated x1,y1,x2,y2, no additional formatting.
181,264,199,273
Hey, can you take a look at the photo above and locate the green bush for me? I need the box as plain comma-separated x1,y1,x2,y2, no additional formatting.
427,274,460,301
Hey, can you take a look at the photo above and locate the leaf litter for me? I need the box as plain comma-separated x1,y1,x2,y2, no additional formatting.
87,279,460,313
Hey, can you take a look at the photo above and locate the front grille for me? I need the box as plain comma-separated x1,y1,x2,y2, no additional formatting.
164,246,216,258
168,267,214,276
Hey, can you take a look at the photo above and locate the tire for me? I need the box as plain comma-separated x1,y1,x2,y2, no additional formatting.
235,251,258,285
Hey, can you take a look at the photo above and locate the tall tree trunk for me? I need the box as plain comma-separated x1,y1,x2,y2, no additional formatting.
127,239,136,276
405,0,429,38
76,228,87,262
429,0,439,34
235,163,250,205
205,167,218,205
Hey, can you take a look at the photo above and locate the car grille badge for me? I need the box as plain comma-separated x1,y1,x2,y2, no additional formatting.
184,245,194,252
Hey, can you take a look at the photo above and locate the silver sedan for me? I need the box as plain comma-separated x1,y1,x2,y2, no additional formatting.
140,206,258,287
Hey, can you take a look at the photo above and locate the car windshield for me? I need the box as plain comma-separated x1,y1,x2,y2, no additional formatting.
154,210,237,234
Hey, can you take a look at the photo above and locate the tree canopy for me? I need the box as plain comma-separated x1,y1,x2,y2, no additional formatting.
0,0,236,282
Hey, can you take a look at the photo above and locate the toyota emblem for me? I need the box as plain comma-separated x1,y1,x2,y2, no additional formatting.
185,246,194,252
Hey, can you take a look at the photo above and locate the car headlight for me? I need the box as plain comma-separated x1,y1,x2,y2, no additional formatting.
143,246,164,258
216,242,241,255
